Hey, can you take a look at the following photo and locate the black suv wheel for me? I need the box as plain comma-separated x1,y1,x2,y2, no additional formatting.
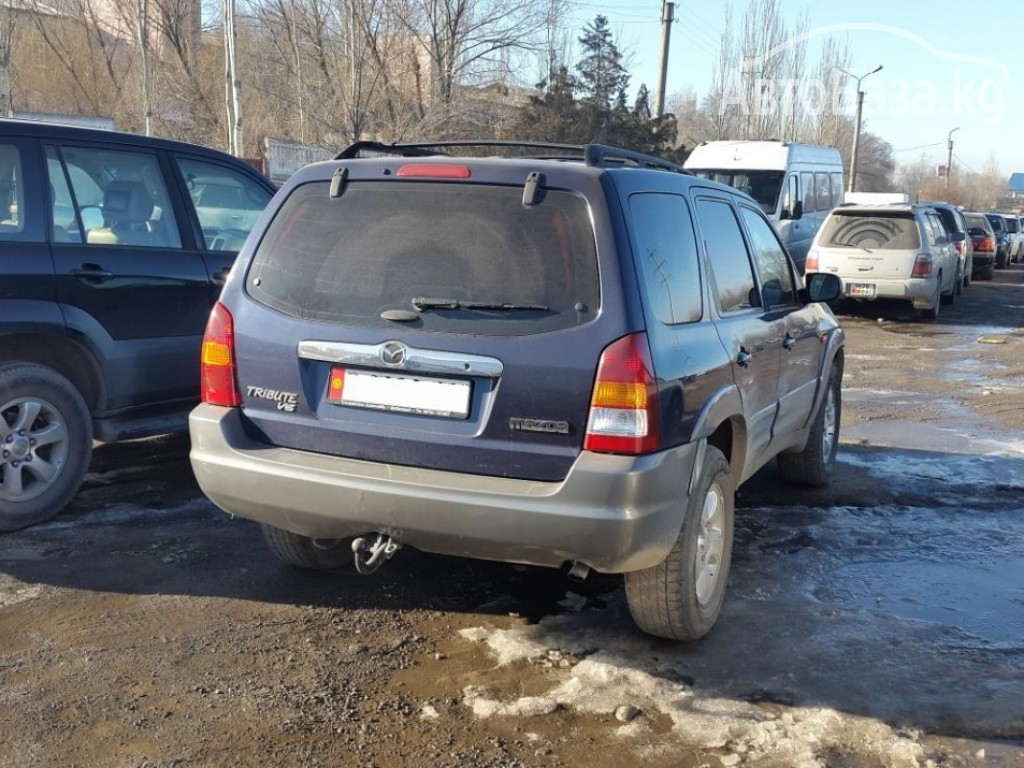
0,364,93,531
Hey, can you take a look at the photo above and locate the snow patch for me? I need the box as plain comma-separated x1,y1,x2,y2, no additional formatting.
456,612,926,767
0,582,43,608
419,704,440,720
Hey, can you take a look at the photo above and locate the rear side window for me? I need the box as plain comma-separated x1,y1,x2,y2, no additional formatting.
57,145,182,249
801,172,814,210
830,173,844,206
1005,217,1020,233
247,181,599,335
696,198,758,313
0,142,40,242
629,193,702,324
821,212,922,250
814,172,831,212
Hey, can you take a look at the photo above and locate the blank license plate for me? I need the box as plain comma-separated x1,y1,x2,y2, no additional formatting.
327,367,471,419
848,283,876,298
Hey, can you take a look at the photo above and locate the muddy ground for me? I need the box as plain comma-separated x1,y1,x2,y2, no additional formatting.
1,268,1023,768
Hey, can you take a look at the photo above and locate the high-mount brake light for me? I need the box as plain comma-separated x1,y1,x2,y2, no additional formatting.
584,333,661,455
396,164,472,179
200,302,241,407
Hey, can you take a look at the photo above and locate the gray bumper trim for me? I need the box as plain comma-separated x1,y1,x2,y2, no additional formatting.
189,404,699,573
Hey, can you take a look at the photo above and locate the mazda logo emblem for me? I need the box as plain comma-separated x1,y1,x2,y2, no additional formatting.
379,341,407,367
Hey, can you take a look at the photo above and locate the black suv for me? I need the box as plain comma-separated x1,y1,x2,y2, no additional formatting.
0,119,276,531
189,141,844,640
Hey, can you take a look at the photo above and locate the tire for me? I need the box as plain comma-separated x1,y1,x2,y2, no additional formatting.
941,269,958,305
625,446,734,641
778,362,841,487
977,265,995,281
963,265,971,288
0,363,92,532
262,524,351,570
920,279,941,321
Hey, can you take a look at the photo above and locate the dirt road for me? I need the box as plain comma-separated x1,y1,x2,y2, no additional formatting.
1,267,1023,768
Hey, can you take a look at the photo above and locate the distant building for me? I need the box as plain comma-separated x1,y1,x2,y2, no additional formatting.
1006,173,1024,202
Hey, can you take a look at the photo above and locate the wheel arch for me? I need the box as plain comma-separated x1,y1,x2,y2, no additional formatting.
0,333,105,413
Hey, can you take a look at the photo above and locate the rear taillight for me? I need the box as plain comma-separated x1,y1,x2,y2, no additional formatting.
201,302,240,407
911,254,934,278
584,333,661,455
981,236,995,252
805,249,819,272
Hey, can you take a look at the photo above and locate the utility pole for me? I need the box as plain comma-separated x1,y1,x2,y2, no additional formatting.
224,0,242,156
654,1,675,119
840,65,883,193
135,0,153,135
946,127,960,190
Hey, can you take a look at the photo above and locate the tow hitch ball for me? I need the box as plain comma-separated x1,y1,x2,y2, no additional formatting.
352,533,402,575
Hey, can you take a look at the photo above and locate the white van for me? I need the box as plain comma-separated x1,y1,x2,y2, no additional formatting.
684,141,845,272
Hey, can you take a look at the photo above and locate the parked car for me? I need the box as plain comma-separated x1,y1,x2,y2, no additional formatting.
964,212,997,280
684,141,844,273
1000,213,1023,265
918,201,973,291
0,119,277,531
189,140,845,642
985,213,1011,268
806,203,963,320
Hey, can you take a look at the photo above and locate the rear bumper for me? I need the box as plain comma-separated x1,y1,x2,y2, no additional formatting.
835,275,938,305
189,405,699,573
972,253,995,271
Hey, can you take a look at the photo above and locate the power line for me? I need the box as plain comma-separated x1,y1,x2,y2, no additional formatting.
950,154,974,176
892,141,945,154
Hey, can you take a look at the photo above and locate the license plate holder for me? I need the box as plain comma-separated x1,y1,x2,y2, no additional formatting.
848,283,876,298
327,367,471,419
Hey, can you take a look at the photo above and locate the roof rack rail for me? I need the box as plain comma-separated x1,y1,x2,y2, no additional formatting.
335,139,690,174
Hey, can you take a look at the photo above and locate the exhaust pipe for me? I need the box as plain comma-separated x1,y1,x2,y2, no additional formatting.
352,533,402,575
567,561,590,582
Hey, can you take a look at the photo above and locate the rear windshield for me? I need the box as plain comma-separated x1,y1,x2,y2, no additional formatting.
965,215,990,235
247,181,600,335
821,212,921,250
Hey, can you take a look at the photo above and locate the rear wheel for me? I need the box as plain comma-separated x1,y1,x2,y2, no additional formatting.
262,524,352,570
978,265,995,281
625,446,734,641
0,364,92,532
778,362,841,487
941,268,958,305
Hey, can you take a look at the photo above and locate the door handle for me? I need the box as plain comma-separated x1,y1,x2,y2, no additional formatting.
783,334,795,351
71,264,114,282
737,349,752,368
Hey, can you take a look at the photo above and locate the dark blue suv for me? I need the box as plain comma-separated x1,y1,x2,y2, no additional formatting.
189,141,844,640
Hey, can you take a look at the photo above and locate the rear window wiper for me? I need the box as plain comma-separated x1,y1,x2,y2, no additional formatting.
412,297,548,312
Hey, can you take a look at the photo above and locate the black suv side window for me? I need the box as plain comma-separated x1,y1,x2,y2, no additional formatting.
696,198,759,313
57,145,182,249
739,205,798,308
0,141,41,242
629,192,702,324
175,156,273,253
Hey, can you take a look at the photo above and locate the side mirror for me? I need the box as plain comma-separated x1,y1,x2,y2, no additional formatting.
950,231,967,243
783,200,803,221
804,272,841,303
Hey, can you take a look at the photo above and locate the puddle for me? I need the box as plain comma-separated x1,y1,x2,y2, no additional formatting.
812,558,1024,645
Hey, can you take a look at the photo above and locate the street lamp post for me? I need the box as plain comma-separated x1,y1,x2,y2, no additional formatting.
840,65,883,194
946,127,961,190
